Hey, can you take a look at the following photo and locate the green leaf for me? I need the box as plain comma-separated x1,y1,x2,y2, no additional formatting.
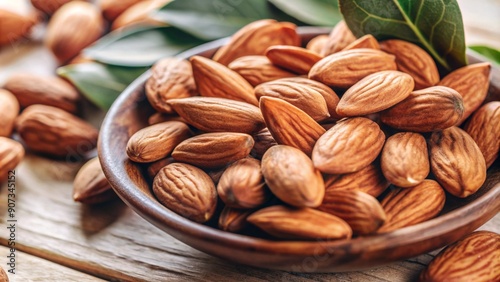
84,26,205,67
57,63,147,110
339,0,467,70
469,45,500,65
268,0,342,26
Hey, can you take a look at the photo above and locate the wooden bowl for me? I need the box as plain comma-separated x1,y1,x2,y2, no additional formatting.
99,27,500,272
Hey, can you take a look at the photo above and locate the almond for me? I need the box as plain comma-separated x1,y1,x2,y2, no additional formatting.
464,101,500,168
0,137,24,180
0,89,20,137
147,113,187,125
429,127,487,198
439,62,491,123
0,8,37,46
99,0,144,22
309,49,397,89
380,86,464,132
153,163,217,223
378,180,446,233
265,45,322,75
261,145,324,208
111,0,169,30
381,132,429,187
228,56,295,87
172,132,254,169
247,205,352,240
337,70,414,116
218,207,252,233
168,97,265,134
312,117,385,174
320,20,356,56
306,34,329,55
212,20,300,66
251,128,277,159
73,157,116,204
342,34,380,51
260,96,326,156
147,157,175,179
30,0,78,15
380,39,440,90
323,163,389,197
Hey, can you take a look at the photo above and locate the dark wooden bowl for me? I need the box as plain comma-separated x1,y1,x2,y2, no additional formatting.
99,27,500,272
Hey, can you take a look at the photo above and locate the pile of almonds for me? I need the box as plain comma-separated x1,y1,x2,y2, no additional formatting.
126,19,500,241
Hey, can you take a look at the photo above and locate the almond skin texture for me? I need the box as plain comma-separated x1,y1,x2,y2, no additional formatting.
429,127,487,198
318,190,386,235
306,34,329,55
168,97,265,134
464,101,500,167
15,105,98,158
342,34,380,51
218,207,252,233
228,56,296,87
153,163,217,223
337,70,414,116
260,96,326,156
0,137,25,180
378,180,446,233
324,163,389,197
73,157,115,204
212,20,300,66
99,0,143,22
261,145,324,208
172,132,254,169
45,1,104,63
247,205,352,240
320,20,356,56
217,158,268,209
380,39,440,90
0,8,37,46
146,57,197,114
439,62,491,123
4,73,80,113
190,55,258,106
380,86,464,132
251,128,278,159
126,121,192,163
255,77,331,122
309,49,397,89
265,45,322,75
312,117,385,174
419,231,500,282
0,89,20,137
381,132,429,187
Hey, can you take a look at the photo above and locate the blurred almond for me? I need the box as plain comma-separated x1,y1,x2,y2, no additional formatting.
265,45,322,75
30,0,81,15
0,89,20,137
73,157,115,204
250,128,277,159
306,34,329,55
0,137,24,180
111,0,169,30
320,20,356,56
218,207,252,233
100,0,144,22
324,163,389,197
147,112,186,125
228,55,295,87
342,34,380,51
0,8,37,46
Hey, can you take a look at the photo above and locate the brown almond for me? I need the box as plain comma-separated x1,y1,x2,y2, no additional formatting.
99,0,143,22
381,132,429,187
73,157,116,204
0,137,25,180
265,45,322,75
320,20,356,56
0,8,37,46
378,180,446,233
250,128,277,159
0,89,20,137
111,0,168,30
247,205,352,240
342,34,380,51
337,70,414,116
464,101,500,167
148,113,187,125
309,49,397,89
439,62,491,123
147,157,175,179
380,86,464,132
228,56,295,87
168,97,265,134
380,39,440,90
218,207,252,233
306,34,329,55
153,163,217,223
312,117,385,174
429,127,487,198
260,96,326,156
324,163,389,197
30,0,78,15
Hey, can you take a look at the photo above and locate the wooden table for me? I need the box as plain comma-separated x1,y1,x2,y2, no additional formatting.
0,0,499,281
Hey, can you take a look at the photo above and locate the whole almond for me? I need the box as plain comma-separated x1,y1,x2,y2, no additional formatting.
145,57,197,114
464,101,500,167
127,121,192,163
30,0,79,15
324,163,389,197
15,105,98,158
111,0,169,30
337,70,414,116
312,117,385,174
0,137,25,180
309,49,397,89
99,0,143,22
247,205,352,240
0,9,36,46
168,97,265,134
0,89,20,137
262,145,324,207
306,34,329,55
218,207,252,233
439,62,491,123
320,20,356,56
378,180,446,233
429,127,487,198
4,73,80,113
217,158,268,209
172,132,254,169
212,20,300,66
265,45,322,75
380,39,440,90
73,157,115,204
419,231,500,282
381,132,429,187
228,56,295,87
380,86,464,132
190,56,258,106
318,189,386,235
342,34,380,51
251,128,277,159
153,163,217,223
260,96,326,156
